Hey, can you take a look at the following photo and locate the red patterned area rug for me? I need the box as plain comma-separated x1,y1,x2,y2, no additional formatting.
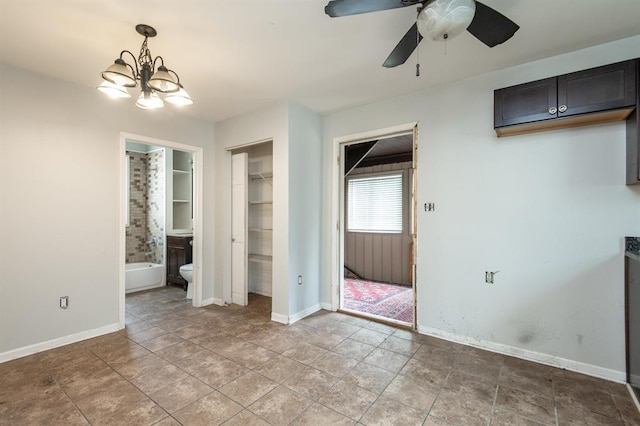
343,278,414,324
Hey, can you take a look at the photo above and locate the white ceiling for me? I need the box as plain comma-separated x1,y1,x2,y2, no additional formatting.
1,0,639,123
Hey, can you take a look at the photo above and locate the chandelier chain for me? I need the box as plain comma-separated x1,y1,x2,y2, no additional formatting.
138,38,153,69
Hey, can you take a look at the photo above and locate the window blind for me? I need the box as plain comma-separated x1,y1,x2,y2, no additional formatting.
347,173,402,233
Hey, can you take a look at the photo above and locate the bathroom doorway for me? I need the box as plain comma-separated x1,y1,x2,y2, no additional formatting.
118,132,203,327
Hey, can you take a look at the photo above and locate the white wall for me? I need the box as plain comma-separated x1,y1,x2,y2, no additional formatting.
323,35,640,380
288,103,324,319
0,63,214,360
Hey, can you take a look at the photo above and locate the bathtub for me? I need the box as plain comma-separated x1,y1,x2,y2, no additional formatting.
125,263,166,293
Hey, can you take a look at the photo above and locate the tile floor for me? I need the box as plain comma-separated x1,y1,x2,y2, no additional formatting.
1,286,640,425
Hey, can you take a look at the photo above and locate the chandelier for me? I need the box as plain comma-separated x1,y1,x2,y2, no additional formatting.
97,24,192,109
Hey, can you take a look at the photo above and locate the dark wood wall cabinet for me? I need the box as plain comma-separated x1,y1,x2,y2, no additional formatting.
494,59,637,138
166,235,193,289
627,61,640,185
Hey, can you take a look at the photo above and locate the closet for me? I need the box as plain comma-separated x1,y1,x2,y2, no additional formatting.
231,141,273,305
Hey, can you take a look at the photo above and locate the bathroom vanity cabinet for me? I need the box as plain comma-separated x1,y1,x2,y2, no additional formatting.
167,235,192,289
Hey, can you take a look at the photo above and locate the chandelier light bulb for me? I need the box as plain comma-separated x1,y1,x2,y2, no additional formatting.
135,91,164,109
165,86,193,106
96,81,131,99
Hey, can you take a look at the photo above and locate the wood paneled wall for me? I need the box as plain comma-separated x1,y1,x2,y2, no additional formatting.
345,162,413,285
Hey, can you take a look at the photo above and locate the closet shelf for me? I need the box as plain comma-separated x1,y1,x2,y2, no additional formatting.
249,227,273,233
249,172,273,179
248,253,272,263
249,200,273,205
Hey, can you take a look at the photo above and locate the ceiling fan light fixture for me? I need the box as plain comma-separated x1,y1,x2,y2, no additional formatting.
417,0,476,41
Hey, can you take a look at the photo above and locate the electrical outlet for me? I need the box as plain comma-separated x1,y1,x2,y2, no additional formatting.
60,296,69,309
298,275,302,286
485,271,499,284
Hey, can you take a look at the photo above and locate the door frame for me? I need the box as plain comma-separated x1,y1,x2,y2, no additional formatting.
330,122,419,327
118,132,204,328
225,138,274,306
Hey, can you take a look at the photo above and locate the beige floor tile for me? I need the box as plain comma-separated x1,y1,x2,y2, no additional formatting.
173,390,243,425
290,403,356,426
284,365,339,400
139,333,185,352
254,354,306,383
110,353,171,380
429,388,493,426
310,351,359,378
248,385,312,426
350,328,388,346
363,347,410,373
154,340,205,363
382,374,439,411
332,338,376,361
219,371,279,406
130,364,190,394
282,341,329,364
342,362,396,393
222,409,271,425
149,376,214,413
378,335,422,356
494,385,555,424
317,380,378,420
360,395,427,426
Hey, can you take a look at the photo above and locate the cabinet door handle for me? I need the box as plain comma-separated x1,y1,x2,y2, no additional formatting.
549,107,557,114
558,105,567,113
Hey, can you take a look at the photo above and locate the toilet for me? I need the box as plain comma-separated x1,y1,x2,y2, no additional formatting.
179,263,193,299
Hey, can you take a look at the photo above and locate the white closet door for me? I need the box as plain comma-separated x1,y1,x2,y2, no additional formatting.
231,152,248,306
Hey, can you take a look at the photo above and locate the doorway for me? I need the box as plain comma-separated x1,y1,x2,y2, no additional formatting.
338,129,417,327
230,141,274,308
118,132,203,327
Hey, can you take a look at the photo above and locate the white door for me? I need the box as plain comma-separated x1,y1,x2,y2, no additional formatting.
231,152,248,306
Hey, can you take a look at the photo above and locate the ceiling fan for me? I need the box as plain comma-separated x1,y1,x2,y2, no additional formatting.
324,0,519,68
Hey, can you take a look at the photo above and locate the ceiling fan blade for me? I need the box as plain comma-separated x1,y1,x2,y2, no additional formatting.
325,0,412,17
466,1,519,47
383,22,423,68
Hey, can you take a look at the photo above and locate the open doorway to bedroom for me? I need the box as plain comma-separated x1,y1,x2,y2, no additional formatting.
340,131,417,327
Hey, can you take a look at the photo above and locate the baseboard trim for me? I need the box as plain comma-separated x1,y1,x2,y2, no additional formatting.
0,322,121,364
271,312,289,324
201,297,225,307
418,325,625,383
320,302,333,311
290,304,322,324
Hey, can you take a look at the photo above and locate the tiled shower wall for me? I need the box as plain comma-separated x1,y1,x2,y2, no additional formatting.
125,149,165,264
146,150,165,264
126,152,147,263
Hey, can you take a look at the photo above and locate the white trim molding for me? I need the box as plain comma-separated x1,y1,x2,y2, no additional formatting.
0,323,121,364
271,312,289,324
289,304,322,324
418,324,626,383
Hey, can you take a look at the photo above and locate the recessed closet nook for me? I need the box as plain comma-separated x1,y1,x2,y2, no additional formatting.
231,141,273,305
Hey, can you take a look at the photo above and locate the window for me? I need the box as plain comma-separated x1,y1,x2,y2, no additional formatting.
347,173,402,233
